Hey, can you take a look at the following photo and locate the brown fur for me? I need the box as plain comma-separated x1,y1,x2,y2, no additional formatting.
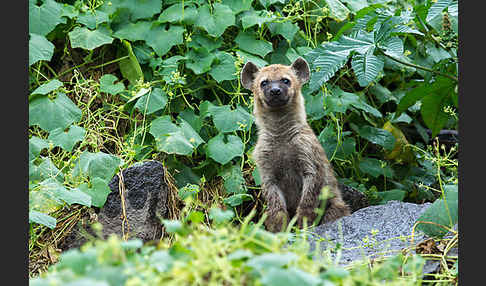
241,58,350,232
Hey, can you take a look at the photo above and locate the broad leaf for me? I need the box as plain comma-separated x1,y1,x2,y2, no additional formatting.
235,31,273,57
222,0,253,14
123,0,163,21
29,137,49,162
209,207,234,224
421,92,452,138
150,116,204,155
224,194,253,207
266,21,299,42
260,267,322,286
29,0,65,36
145,24,185,57
31,79,63,96
158,3,197,24
359,157,394,178
68,26,113,50
325,0,351,22
219,164,247,194
209,52,237,83
29,92,82,132
351,50,384,87
113,21,152,42
78,177,112,208
426,0,452,23
29,210,56,229
241,10,274,29
358,125,395,150
48,125,86,152
119,40,144,85
72,152,122,182
206,134,244,165
77,10,109,29
377,189,406,204
246,252,298,270
29,33,54,66
195,4,235,38
134,88,168,115
208,105,254,133
99,74,125,95
237,51,268,68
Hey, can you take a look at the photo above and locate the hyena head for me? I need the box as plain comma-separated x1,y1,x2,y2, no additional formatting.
240,57,310,111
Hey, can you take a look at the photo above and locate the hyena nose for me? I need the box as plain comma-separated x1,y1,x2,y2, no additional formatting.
270,88,281,96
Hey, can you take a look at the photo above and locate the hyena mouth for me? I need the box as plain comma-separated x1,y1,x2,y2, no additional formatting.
263,96,289,108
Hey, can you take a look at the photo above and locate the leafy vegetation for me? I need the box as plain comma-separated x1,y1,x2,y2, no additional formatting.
29,0,458,283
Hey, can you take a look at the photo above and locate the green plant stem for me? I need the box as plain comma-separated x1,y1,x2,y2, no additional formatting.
382,52,458,82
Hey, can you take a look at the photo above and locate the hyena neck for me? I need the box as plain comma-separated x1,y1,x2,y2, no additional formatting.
255,92,308,137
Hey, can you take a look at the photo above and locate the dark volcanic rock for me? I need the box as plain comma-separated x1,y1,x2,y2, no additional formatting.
339,183,369,212
60,161,169,250
308,201,432,265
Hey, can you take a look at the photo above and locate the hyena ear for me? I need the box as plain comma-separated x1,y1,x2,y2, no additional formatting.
291,57,310,84
241,61,259,90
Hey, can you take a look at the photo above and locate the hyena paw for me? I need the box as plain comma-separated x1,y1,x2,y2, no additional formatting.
295,207,318,228
264,209,289,233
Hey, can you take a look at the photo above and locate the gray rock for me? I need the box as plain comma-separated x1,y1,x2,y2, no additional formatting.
98,160,168,241
60,161,169,250
307,201,432,265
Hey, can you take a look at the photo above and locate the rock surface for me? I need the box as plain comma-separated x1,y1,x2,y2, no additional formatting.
60,161,169,250
308,200,432,265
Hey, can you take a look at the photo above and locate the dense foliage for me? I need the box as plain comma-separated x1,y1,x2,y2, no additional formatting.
29,0,458,283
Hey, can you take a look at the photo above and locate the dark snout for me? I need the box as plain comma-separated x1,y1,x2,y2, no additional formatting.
263,82,289,108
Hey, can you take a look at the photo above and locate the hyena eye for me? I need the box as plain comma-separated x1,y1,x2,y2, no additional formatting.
261,80,268,87
281,78,290,85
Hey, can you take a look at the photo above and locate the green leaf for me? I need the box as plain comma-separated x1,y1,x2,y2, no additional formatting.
31,79,63,96
78,177,111,208
29,137,49,162
29,210,56,229
224,193,253,207
36,178,91,207
209,207,234,224
122,0,163,21
380,37,403,58
237,51,268,68
351,50,384,87
259,0,286,8
118,40,144,85
72,152,122,182
158,3,197,24
186,49,216,75
48,125,86,152
150,116,204,155
304,93,325,120
416,186,457,237
29,179,63,213
68,26,114,50
145,24,185,57
29,92,82,132
377,189,406,204
77,10,109,29
359,157,394,178
425,42,452,63
195,4,235,38
219,164,247,194
113,21,152,42
134,88,168,115
29,0,65,36
267,21,299,42
209,105,254,133
30,157,64,183
187,34,223,52
420,92,452,138
325,0,351,22
426,0,452,23
99,74,125,95
358,125,395,150
209,52,237,83
246,253,298,270
235,31,273,57
206,133,244,165
240,10,273,29
222,0,253,14
29,33,54,66
260,267,322,286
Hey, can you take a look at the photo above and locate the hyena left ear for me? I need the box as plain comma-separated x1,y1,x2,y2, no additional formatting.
291,57,310,84
241,61,259,90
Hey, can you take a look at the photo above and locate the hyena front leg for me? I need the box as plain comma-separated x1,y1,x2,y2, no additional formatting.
261,183,289,233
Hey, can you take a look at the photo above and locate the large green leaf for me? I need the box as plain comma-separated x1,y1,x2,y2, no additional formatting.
351,50,384,87
31,79,63,96
34,178,92,208
149,116,204,155
358,125,395,151
134,88,168,115
29,210,56,229
118,40,144,85
324,0,351,22
68,26,114,50
260,267,322,286
30,157,64,183
48,125,86,152
145,24,185,57
29,0,65,36
235,31,273,57
246,252,298,270
237,51,268,68
77,10,110,29
266,21,299,42
219,164,247,194
209,52,237,83
195,4,235,38
99,74,125,95
29,92,82,132
186,49,216,75
72,152,122,182
416,185,458,238
426,0,452,23
78,177,112,208
420,92,453,138
208,105,254,133
240,10,273,29
29,137,49,163
29,33,54,66
113,21,152,42
359,157,394,178
206,134,244,165
222,0,253,14
122,0,163,21
158,3,197,24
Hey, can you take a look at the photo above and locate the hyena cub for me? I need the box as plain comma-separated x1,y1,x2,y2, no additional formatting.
241,57,350,232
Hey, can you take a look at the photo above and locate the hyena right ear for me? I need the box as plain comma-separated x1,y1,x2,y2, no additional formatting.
241,61,259,90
